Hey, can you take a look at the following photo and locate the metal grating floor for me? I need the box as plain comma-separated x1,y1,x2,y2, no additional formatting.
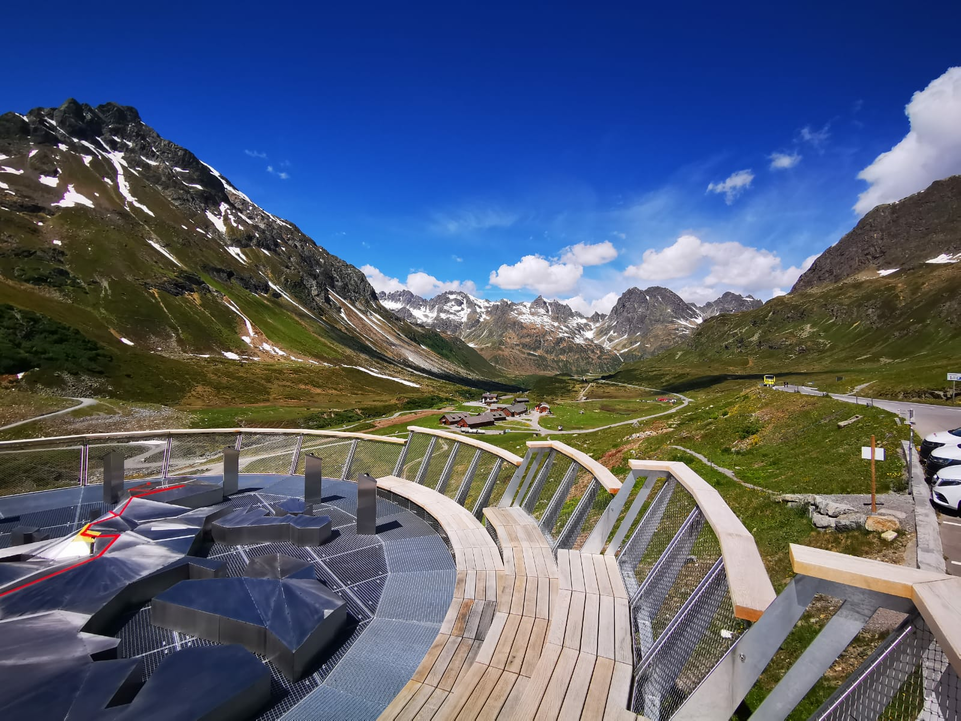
0,475,455,720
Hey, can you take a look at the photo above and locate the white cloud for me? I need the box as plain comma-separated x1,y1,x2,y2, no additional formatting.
429,206,518,234
362,265,476,298
489,255,582,295
406,271,477,297
625,235,817,295
559,292,620,316
267,165,290,180
676,285,720,305
623,234,705,280
612,231,626,240
706,169,754,204
854,66,961,215
244,149,267,158
799,124,831,148
361,265,406,293
560,240,618,266
769,151,801,170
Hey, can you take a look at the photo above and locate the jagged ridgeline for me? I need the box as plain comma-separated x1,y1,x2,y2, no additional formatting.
0,99,508,403
380,287,762,375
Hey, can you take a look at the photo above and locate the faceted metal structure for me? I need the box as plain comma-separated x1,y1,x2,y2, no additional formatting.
244,553,315,580
211,507,332,546
152,575,348,680
222,447,239,496
305,453,323,505
102,451,124,505
357,472,377,535
270,497,313,516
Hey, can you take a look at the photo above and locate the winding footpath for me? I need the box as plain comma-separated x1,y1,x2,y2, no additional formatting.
0,397,97,432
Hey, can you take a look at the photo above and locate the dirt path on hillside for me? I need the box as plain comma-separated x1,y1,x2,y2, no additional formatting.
370,410,446,429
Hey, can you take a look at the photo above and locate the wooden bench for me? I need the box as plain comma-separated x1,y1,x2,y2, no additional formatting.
377,476,505,721
509,548,638,720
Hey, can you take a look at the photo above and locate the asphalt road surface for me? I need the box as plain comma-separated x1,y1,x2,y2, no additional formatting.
774,385,961,438
0,397,98,431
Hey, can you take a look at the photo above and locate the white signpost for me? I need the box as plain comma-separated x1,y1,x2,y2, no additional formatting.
949,372,960,399
861,437,884,512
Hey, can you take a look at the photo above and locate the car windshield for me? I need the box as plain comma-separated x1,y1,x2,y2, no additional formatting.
950,428,961,437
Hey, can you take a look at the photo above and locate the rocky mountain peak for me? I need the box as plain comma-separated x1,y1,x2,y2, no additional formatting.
698,291,763,317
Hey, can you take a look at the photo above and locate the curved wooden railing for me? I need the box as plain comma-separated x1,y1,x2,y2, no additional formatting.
407,426,524,466
0,427,406,447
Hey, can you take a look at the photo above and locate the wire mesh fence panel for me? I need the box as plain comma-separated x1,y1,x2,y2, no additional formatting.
648,521,724,643
237,433,301,474
87,438,169,484
295,437,353,479
566,470,619,551
433,442,476,500
348,440,404,480
811,614,961,721
523,455,576,519
0,443,84,495
414,437,455,489
632,560,745,721
621,482,698,592
398,434,433,481
166,433,238,477
461,451,501,511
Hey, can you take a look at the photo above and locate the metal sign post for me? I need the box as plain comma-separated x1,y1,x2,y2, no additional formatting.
949,372,960,401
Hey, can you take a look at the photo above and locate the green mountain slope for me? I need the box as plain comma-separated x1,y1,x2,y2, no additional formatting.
0,100,508,404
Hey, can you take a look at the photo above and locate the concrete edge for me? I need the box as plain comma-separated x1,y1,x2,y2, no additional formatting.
904,440,945,573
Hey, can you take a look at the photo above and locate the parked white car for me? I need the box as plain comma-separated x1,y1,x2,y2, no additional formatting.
920,427,961,462
931,465,961,512
925,445,961,481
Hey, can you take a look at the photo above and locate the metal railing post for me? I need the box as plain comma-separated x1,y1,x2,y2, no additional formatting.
435,442,460,495
498,449,538,507
539,463,579,534
161,437,172,480
473,458,504,518
414,436,438,485
521,450,555,512
392,433,411,477
288,434,304,475
342,439,359,480
617,477,678,595
554,478,600,552
454,449,482,507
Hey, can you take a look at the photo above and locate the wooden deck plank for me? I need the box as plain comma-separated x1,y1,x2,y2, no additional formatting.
413,633,452,683
476,670,518,721
536,577,551,619
434,660,488,721
452,599,475,637
582,656,616,721
613,597,633,665
424,636,463,688
506,642,564,720
582,552,599,595
522,617,550,678
597,595,616,660
569,551,586,592
557,652,597,720
397,683,436,721
606,555,628,599
490,613,522,669
413,687,449,721
475,612,509,666
581,591,600,657
605,662,634,720
593,555,614,597
438,637,476,691
506,616,536,674
458,666,504,721
546,589,571,647
497,673,530,721
531,646,580,721
564,591,586,650
379,679,420,721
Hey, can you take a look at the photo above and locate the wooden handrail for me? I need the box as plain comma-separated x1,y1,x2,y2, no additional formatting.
408,426,523,466
629,459,776,622
528,440,622,494
0,427,406,448
790,544,961,673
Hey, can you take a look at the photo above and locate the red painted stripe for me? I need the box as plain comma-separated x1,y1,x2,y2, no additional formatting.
0,482,190,598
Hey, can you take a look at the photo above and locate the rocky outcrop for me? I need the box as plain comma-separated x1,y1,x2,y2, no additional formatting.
792,175,961,292
698,291,763,318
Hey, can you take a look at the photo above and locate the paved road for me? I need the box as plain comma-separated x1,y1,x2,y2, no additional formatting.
774,385,961,438
0,397,98,431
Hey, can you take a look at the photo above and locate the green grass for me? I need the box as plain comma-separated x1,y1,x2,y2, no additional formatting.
537,398,661,430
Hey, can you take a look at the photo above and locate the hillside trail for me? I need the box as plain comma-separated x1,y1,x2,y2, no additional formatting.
0,397,98,431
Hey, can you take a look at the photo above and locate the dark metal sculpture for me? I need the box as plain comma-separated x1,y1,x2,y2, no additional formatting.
305,453,323,505
102,451,124,505
356,472,377,535
10,526,50,545
244,553,315,580
222,447,239,496
119,478,226,508
211,507,332,546
152,575,347,680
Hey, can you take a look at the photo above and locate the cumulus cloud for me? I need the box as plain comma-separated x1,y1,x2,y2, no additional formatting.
625,235,818,295
489,255,582,295
799,124,831,148
854,66,961,215
676,285,721,305
559,292,620,316
560,240,618,267
430,206,519,234
769,151,801,170
244,149,267,158
361,265,476,297
706,169,754,204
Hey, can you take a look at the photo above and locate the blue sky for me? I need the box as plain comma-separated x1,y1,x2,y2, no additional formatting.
4,1,961,311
